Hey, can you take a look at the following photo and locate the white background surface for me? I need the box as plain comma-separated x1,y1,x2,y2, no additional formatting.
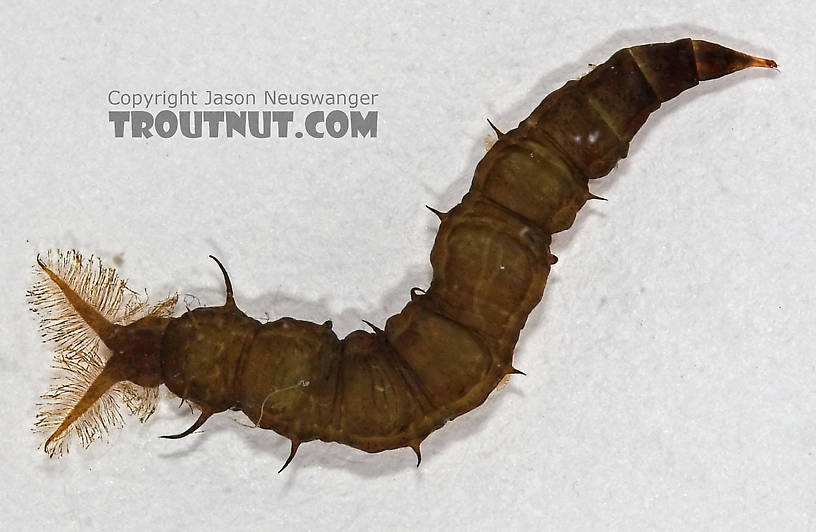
1,1,814,530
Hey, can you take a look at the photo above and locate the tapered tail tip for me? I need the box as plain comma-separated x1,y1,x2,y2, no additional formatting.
751,56,778,70
692,40,778,80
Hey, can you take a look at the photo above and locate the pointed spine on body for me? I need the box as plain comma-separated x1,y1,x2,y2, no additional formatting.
29,39,776,467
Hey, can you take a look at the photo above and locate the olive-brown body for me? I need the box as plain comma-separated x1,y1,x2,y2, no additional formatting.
148,39,775,463
31,38,776,464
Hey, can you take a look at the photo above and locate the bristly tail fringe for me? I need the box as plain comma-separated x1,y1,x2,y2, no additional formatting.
27,249,177,457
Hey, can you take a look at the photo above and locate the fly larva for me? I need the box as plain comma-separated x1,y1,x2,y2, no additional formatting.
28,39,776,470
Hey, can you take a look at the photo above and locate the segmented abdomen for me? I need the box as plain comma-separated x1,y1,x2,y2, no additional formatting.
156,39,770,460
30,38,776,463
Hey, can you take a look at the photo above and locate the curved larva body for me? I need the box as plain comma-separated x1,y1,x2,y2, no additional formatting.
30,38,776,468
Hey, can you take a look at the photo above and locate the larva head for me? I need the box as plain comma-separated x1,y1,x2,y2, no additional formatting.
104,315,171,388
28,250,177,456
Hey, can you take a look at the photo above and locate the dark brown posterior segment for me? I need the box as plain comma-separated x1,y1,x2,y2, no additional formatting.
36,39,776,469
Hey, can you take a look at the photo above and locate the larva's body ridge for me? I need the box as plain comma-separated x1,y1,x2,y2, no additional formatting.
29,38,777,468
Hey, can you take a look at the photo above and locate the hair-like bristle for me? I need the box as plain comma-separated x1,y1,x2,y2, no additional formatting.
27,249,177,457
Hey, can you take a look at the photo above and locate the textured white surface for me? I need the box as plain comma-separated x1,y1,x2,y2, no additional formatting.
1,1,813,530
